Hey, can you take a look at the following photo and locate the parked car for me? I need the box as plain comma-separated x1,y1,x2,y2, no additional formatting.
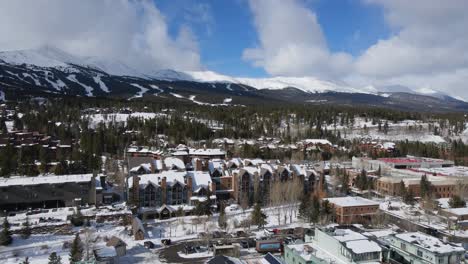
247,238,256,247
161,239,171,246
212,231,222,238
183,244,196,254
240,240,249,248
144,241,155,249
236,230,247,237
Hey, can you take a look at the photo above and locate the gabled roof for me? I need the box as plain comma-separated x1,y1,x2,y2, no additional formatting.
106,236,127,247
164,157,185,170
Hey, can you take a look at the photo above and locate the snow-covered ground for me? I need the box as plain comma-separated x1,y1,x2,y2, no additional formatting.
83,112,166,129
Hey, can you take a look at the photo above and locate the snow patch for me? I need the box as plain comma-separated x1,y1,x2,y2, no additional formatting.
66,74,93,96
93,75,110,93
129,83,149,99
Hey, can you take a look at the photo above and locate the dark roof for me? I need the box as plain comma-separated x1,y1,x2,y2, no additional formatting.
263,253,284,264
206,255,239,264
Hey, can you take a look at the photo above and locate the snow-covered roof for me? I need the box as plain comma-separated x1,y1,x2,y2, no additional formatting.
442,207,468,216
345,240,381,254
325,196,380,207
332,229,367,242
286,243,346,263
130,163,151,173
189,148,226,156
172,150,189,156
164,157,185,170
208,159,225,174
242,166,259,176
302,139,332,145
244,158,264,166
394,232,464,254
0,174,93,187
130,171,186,189
94,246,117,258
188,171,211,191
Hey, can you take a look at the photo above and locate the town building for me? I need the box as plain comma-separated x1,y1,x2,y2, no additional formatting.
0,173,104,211
129,170,215,218
286,227,382,264
383,232,464,264
325,196,380,224
376,176,458,198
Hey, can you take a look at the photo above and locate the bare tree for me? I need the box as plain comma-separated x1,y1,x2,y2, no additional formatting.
285,177,303,224
82,228,95,261
270,181,283,225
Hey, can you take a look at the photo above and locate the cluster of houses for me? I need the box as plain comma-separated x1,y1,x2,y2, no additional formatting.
127,145,330,219
211,137,338,152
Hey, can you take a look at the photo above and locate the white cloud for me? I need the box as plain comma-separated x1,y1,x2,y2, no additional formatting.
242,0,352,79
0,0,202,72
244,0,468,100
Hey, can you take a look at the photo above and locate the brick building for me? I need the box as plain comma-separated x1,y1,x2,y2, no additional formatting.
325,196,380,224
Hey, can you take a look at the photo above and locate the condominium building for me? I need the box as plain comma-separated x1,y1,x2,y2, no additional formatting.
383,232,464,264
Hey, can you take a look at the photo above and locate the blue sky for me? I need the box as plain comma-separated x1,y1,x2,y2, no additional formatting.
155,0,389,77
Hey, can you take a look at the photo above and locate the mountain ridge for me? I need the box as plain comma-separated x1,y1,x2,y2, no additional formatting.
0,46,467,112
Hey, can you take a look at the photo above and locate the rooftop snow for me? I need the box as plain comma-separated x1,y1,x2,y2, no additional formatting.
442,207,468,216
394,232,464,254
0,174,93,187
325,196,380,207
345,239,381,254
332,229,367,242
189,148,225,156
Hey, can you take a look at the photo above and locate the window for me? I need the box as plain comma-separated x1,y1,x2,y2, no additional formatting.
417,250,423,257
401,242,406,250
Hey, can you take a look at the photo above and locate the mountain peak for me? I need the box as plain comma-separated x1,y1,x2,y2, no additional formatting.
0,46,82,68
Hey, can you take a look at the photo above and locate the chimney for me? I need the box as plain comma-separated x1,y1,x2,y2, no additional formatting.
150,160,156,173
195,159,202,171
132,176,141,207
211,181,216,194
187,176,193,202
161,177,167,203
232,172,238,201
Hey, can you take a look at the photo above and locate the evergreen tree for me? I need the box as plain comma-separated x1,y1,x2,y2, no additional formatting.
320,200,333,223
0,216,12,246
340,170,350,194
449,195,466,208
21,216,31,239
250,203,267,228
298,194,310,220
420,174,432,198
308,195,321,223
69,233,83,263
48,252,62,264
356,169,368,190
399,180,407,197
70,208,84,227
404,188,416,206
218,205,227,230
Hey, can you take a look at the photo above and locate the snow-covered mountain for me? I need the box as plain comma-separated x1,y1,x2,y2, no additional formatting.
0,46,452,96
1,46,467,111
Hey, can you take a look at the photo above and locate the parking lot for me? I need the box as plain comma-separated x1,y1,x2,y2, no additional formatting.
155,227,309,263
